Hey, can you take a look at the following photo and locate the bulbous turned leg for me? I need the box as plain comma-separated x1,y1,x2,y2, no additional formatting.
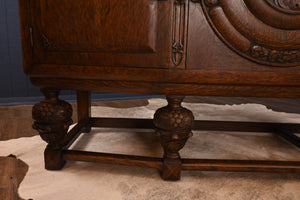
154,96,194,180
32,89,73,170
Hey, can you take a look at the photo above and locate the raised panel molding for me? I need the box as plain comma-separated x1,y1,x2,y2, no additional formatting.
37,0,158,53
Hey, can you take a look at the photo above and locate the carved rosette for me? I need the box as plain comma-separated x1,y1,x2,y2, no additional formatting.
32,89,73,149
154,96,194,159
193,0,300,66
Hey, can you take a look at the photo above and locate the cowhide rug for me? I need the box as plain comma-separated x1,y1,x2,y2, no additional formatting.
1,98,300,200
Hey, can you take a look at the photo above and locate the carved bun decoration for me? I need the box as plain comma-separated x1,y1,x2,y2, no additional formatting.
153,96,194,159
192,0,300,66
32,89,73,149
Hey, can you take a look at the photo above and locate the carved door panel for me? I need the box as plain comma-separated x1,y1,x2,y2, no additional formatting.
26,0,187,69
187,0,300,70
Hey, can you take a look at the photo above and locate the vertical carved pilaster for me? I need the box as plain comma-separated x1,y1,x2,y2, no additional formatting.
32,89,73,170
154,96,194,180
172,0,187,67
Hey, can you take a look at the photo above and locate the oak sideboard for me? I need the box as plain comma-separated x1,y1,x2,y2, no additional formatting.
19,0,300,180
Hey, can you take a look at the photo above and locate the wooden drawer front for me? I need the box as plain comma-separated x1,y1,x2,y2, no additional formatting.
29,0,174,68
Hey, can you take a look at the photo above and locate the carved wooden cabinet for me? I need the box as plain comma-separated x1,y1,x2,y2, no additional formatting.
19,0,300,180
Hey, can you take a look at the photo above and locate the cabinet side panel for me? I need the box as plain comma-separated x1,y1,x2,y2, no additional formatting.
18,0,33,74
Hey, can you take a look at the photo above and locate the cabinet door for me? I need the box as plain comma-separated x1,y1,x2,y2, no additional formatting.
187,0,300,70
27,0,180,68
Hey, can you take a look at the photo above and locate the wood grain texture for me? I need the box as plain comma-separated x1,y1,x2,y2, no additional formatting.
17,0,300,181
27,64,300,86
30,77,300,98
244,0,300,29
77,91,91,132
154,96,194,180
32,89,73,170
39,0,157,52
22,0,177,68
18,0,300,95
188,1,300,69
194,0,300,66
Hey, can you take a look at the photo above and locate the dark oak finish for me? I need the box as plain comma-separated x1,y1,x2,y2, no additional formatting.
18,0,300,180
24,0,178,69
77,91,91,133
32,89,73,170
154,96,194,180
181,159,300,173
64,150,163,170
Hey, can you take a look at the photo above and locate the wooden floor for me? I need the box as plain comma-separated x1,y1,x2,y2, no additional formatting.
0,96,299,200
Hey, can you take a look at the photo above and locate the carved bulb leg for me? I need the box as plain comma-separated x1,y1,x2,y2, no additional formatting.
32,89,73,170
154,96,194,180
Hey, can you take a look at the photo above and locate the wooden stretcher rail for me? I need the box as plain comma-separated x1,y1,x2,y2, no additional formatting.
90,118,300,148
181,159,300,173
63,150,163,170
90,117,300,133
60,117,300,178
63,150,300,173
62,122,89,150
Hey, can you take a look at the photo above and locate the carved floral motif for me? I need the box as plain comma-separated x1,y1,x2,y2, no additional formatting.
195,0,300,66
250,45,300,64
154,96,194,159
267,0,300,10
154,96,194,180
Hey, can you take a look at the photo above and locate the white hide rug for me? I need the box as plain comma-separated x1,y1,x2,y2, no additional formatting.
1,98,300,200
